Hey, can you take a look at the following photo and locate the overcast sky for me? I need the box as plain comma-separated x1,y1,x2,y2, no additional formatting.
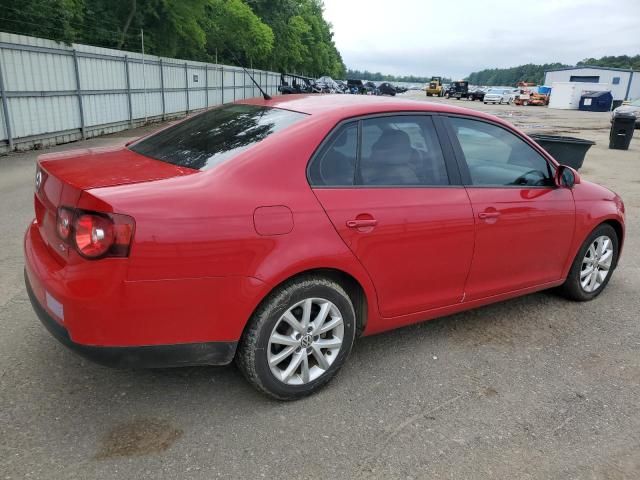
323,0,640,79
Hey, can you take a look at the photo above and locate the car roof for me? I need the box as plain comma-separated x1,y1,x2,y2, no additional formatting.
239,94,502,123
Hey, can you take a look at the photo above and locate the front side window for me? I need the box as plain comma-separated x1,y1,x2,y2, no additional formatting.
130,104,307,171
449,117,553,187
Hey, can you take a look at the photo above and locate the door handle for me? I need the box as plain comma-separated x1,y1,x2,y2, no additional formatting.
346,219,378,228
478,211,500,219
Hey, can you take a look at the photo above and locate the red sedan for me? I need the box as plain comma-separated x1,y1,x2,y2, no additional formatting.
25,95,625,399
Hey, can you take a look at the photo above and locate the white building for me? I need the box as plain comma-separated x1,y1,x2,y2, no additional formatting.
544,66,639,101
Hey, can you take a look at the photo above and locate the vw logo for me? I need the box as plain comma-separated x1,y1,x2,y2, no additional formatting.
35,170,42,191
300,334,313,349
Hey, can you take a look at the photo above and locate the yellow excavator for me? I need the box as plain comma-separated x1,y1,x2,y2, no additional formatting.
426,76,445,97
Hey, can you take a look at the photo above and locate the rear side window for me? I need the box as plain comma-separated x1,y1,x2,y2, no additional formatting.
449,117,553,187
308,123,358,186
130,104,307,171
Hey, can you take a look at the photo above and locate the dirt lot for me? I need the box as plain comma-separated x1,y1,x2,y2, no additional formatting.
1,94,639,479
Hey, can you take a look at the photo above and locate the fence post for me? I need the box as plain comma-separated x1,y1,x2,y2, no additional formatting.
184,62,189,113
233,69,236,102
243,70,247,99
220,66,224,104
72,49,86,140
0,52,14,150
205,66,209,108
124,55,132,128
159,59,165,120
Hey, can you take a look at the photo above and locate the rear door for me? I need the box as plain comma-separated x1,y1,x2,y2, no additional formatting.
309,114,475,317
444,115,575,300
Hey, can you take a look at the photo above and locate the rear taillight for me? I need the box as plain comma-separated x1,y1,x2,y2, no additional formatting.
56,207,134,259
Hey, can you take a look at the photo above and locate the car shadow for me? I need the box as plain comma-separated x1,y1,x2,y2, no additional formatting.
29,288,583,404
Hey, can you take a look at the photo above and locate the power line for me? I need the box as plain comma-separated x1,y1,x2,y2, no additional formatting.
0,20,142,52
0,5,146,44
0,16,142,44
0,3,134,32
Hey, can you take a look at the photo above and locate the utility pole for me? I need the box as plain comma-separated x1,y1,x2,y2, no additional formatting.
141,29,147,123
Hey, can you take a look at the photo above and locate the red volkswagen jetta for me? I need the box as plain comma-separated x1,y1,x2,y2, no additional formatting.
25,95,625,399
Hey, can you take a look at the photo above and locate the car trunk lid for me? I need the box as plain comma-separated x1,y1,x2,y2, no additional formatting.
38,145,197,190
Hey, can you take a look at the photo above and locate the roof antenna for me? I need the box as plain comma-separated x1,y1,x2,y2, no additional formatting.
230,52,272,101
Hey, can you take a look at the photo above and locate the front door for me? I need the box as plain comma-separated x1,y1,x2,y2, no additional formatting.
445,116,576,300
309,115,475,317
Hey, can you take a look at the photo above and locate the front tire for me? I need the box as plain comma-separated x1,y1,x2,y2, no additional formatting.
557,224,619,301
236,276,357,400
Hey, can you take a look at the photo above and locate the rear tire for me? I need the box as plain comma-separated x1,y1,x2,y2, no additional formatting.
236,276,356,400
557,224,619,301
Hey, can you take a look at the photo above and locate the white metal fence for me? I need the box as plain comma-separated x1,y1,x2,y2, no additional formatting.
0,32,281,153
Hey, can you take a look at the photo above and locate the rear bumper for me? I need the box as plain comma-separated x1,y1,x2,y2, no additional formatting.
25,269,237,367
23,219,266,364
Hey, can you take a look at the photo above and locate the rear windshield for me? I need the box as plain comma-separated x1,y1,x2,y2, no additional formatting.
130,104,307,170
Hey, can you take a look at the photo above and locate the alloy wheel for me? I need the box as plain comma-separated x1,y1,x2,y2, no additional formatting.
580,235,614,293
267,298,344,385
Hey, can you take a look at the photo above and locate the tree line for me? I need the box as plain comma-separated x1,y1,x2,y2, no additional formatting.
0,0,346,78
346,69,452,84
465,55,640,86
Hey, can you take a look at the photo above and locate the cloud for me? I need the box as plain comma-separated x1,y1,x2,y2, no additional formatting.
323,0,640,78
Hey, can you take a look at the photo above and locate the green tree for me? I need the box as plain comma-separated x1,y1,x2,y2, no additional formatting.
1,0,344,76
577,55,640,71
346,69,451,84
465,63,571,86
247,0,345,76
204,0,274,65
0,0,84,43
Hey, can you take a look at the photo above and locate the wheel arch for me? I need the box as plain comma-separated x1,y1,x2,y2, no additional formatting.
602,218,624,262
244,267,371,340
563,216,625,279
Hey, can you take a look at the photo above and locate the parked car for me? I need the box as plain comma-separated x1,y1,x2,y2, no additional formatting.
363,81,378,95
346,79,366,94
484,88,517,104
25,96,625,400
377,82,397,96
468,87,487,101
334,80,349,93
315,76,341,93
611,98,640,128
446,81,469,100
279,75,316,94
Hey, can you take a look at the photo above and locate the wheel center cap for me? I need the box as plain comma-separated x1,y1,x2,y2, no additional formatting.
300,334,313,348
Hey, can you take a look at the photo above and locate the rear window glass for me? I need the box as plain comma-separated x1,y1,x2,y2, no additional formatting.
130,104,307,170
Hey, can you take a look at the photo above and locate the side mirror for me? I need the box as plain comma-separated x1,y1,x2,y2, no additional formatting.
555,165,581,188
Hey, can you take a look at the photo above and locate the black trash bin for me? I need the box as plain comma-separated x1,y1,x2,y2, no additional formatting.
609,113,635,150
529,134,595,170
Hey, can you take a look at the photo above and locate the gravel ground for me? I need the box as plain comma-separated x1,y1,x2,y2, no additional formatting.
1,94,639,479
